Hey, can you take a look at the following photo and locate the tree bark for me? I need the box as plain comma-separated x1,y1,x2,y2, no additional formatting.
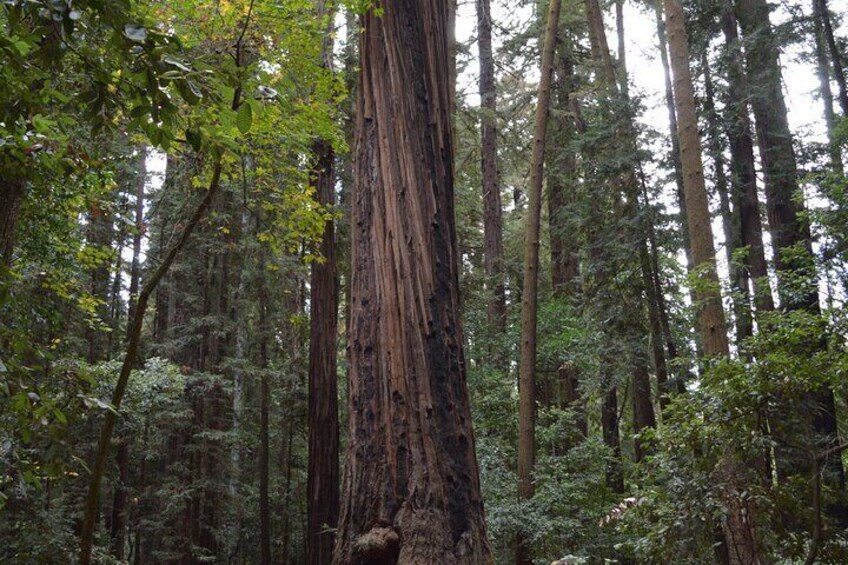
127,149,147,336
665,0,729,358
701,52,753,344
259,268,271,565
108,439,130,559
516,1,562,563
736,0,816,309
0,175,24,270
814,0,848,117
307,139,339,564
812,0,845,173
547,42,586,442
477,0,507,336
333,2,492,563
307,4,341,563
719,2,775,318
738,0,846,528
667,2,769,563
653,0,694,278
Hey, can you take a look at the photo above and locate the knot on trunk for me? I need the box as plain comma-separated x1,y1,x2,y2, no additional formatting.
353,526,400,564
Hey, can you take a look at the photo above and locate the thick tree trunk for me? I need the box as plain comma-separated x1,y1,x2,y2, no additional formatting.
477,0,507,336
516,2,562,563
333,2,492,563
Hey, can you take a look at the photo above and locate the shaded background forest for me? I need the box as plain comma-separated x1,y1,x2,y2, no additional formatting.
3,0,848,563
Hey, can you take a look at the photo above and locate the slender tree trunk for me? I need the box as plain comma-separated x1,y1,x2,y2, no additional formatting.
667,2,768,563
701,52,753,343
127,149,147,335
307,5,340,564
259,266,271,565
109,439,130,559
477,0,507,337
812,0,844,173
814,0,848,117
333,2,492,563
653,0,694,277
720,2,775,318
79,158,224,565
516,1,562,563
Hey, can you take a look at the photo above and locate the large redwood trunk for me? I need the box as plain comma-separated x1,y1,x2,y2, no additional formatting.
334,2,491,563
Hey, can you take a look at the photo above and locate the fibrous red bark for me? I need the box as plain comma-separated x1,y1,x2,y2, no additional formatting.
333,2,492,563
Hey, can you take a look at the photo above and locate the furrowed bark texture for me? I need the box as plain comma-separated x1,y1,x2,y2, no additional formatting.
476,0,507,336
334,2,492,563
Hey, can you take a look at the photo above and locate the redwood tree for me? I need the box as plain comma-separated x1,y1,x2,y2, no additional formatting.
307,2,340,563
333,2,492,563
477,0,507,336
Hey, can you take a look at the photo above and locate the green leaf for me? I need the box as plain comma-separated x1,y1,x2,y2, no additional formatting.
236,102,253,134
